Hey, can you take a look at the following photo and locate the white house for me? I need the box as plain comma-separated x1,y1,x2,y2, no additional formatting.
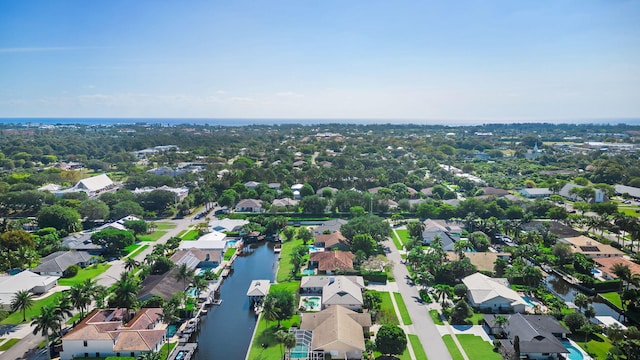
321,276,365,311
0,271,59,310
462,272,527,313
60,308,165,360
178,230,228,250
559,183,605,203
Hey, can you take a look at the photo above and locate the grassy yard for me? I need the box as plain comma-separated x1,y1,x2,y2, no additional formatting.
395,229,410,246
58,263,111,286
391,230,404,250
1,292,64,325
373,348,412,360
276,236,305,283
0,338,20,351
224,248,236,261
124,243,140,254
619,206,640,217
66,313,81,325
180,229,200,240
127,245,149,259
569,331,612,360
393,292,412,325
429,309,444,325
601,292,622,309
270,281,300,294
378,291,399,325
456,334,501,360
408,334,428,360
247,315,301,360
467,311,485,326
139,230,167,242
442,335,465,360
160,341,177,359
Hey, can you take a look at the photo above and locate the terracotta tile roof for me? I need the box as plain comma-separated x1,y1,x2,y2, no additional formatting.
314,231,349,249
594,257,640,278
309,251,354,271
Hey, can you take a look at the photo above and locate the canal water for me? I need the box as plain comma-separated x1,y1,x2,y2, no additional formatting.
545,274,619,318
194,242,278,360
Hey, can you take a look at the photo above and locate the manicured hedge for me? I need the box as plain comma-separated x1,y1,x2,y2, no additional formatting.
361,271,387,283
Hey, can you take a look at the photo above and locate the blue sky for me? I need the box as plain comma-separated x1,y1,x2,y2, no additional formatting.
0,0,638,122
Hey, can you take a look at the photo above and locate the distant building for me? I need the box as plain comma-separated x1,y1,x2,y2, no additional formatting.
520,188,552,199
235,199,264,213
559,236,624,258
525,143,543,159
559,183,605,203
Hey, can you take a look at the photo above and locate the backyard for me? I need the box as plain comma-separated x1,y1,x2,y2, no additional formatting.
247,315,301,360
58,263,111,286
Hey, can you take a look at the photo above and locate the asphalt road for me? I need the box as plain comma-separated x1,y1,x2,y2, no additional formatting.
383,238,453,360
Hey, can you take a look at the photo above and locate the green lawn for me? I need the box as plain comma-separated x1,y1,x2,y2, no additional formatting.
601,292,622,309
160,341,177,359
224,248,237,261
429,309,444,325
269,281,299,294
393,292,412,325
467,311,485,326
180,229,200,240
373,348,412,360
395,229,410,246
66,313,81,325
127,244,149,259
139,230,167,242
247,314,301,360
58,263,111,286
391,230,404,250
0,338,20,351
378,291,399,325
124,243,140,253
619,206,640,217
456,334,501,360
276,236,305,283
1,292,64,325
442,335,465,360
569,331,612,360
408,334,428,360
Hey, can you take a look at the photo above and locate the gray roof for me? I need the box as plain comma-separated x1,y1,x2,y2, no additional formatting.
422,229,457,251
61,233,103,252
32,251,93,274
313,219,348,235
484,313,569,355
138,268,184,301
615,184,640,198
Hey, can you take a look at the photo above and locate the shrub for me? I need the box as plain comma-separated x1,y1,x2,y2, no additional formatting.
63,264,80,278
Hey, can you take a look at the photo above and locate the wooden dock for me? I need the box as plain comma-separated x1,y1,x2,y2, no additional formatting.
168,342,198,360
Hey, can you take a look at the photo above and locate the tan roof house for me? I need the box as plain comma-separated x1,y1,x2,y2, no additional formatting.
559,236,624,258
322,276,364,310
314,231,350,251
60,308,165,360
309,251,355,274
298,305,372,360
462,272,528,313
594,257,640,280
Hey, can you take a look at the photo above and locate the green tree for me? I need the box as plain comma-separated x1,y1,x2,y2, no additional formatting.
290,245,309,275
449,299,473,325
375,324,407,356
300,195,327,214
110,200,145,220
173,263,195,291
563,312,588,332
296,227,313,244
263,289,295,327
91,228,136,254
124,257,140,272
37,205,81,233
111,271,140,320
31,305,62,360
350,233,378,257
10,290,34,322
0,230,35,251
77,199,110,222
125,219,149,239
340,214,391,243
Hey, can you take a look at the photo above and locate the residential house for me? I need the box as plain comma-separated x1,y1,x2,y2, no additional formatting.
32,251,94,276
296,305,372,360
309,251,355,274
272,198,299,208
446,252,511,273
322,276,364,310
313,219,348,235
56,174,115,197
316,186,338,196
61,232,104,255
244,181,261,190
462,272,528,313
480,187,509,197
235,199,264,213
178,231,228,251
519,188,552,199
59,308,165,360
137,267,187,302
559,183,606,203
0,270,59,310
484,313,570,360
170,248,223,269
593,257,640,280
208,218,248,232
559,236,624,258
300,276,365,296
314,231,350,251
421,219,462,251
615,184,640,200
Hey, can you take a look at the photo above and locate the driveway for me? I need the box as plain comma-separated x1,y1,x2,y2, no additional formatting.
383,239,453,360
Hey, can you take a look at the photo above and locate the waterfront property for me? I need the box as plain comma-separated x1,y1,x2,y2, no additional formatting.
308,251,355,274
313,231,350,251
559,236,624,258
293,305,372,360
593,257,640,280
59,308,165,360
483,313,571,360
462,272,528,313
246,279,270,303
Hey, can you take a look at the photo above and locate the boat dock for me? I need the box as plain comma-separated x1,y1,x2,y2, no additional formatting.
168,342,198,360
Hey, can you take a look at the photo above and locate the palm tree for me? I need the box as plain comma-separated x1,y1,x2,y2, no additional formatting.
113,271,141,321
612,263,632,290
573,293,589,313
284,332,297,359
160,304,179,360
173,263,195,291
31,305,62,360
494,315,509,337
125,257,139,272
262,295,280,329
453,239,471,260
433,285,449,308
274,330,289,359
93,285,108,308
10,290,34,322
68,279,97,318
54,293,74,335
191,276,209,297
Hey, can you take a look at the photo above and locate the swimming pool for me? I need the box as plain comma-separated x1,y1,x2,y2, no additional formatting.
307,245,324,253
300,296,321,311
227,240,239,247
561,340,584,360
521,296,535,307
166,324,179,337
290,344,309,359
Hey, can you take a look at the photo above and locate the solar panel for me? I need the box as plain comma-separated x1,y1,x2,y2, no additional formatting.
580,246,600,252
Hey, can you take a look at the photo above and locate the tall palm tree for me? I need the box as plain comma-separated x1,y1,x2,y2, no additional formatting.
494,315,509,337
93,285,108,309
31,305,62,360
612,263,632,290
453,239,472,260
173,263,195,291
54,292,74,335
160,304,179,360
262,295,280,329
10,290,34,322
283,332,297,359
113,271,141,321
573,293,589,313
274,330,288,359
68,280,96,318
191,276,209,297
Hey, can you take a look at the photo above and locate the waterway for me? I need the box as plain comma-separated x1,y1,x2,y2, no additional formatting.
194,242,278,360
545,274,619,318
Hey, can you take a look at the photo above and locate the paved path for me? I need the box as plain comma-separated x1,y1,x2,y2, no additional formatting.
383,238,453,360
